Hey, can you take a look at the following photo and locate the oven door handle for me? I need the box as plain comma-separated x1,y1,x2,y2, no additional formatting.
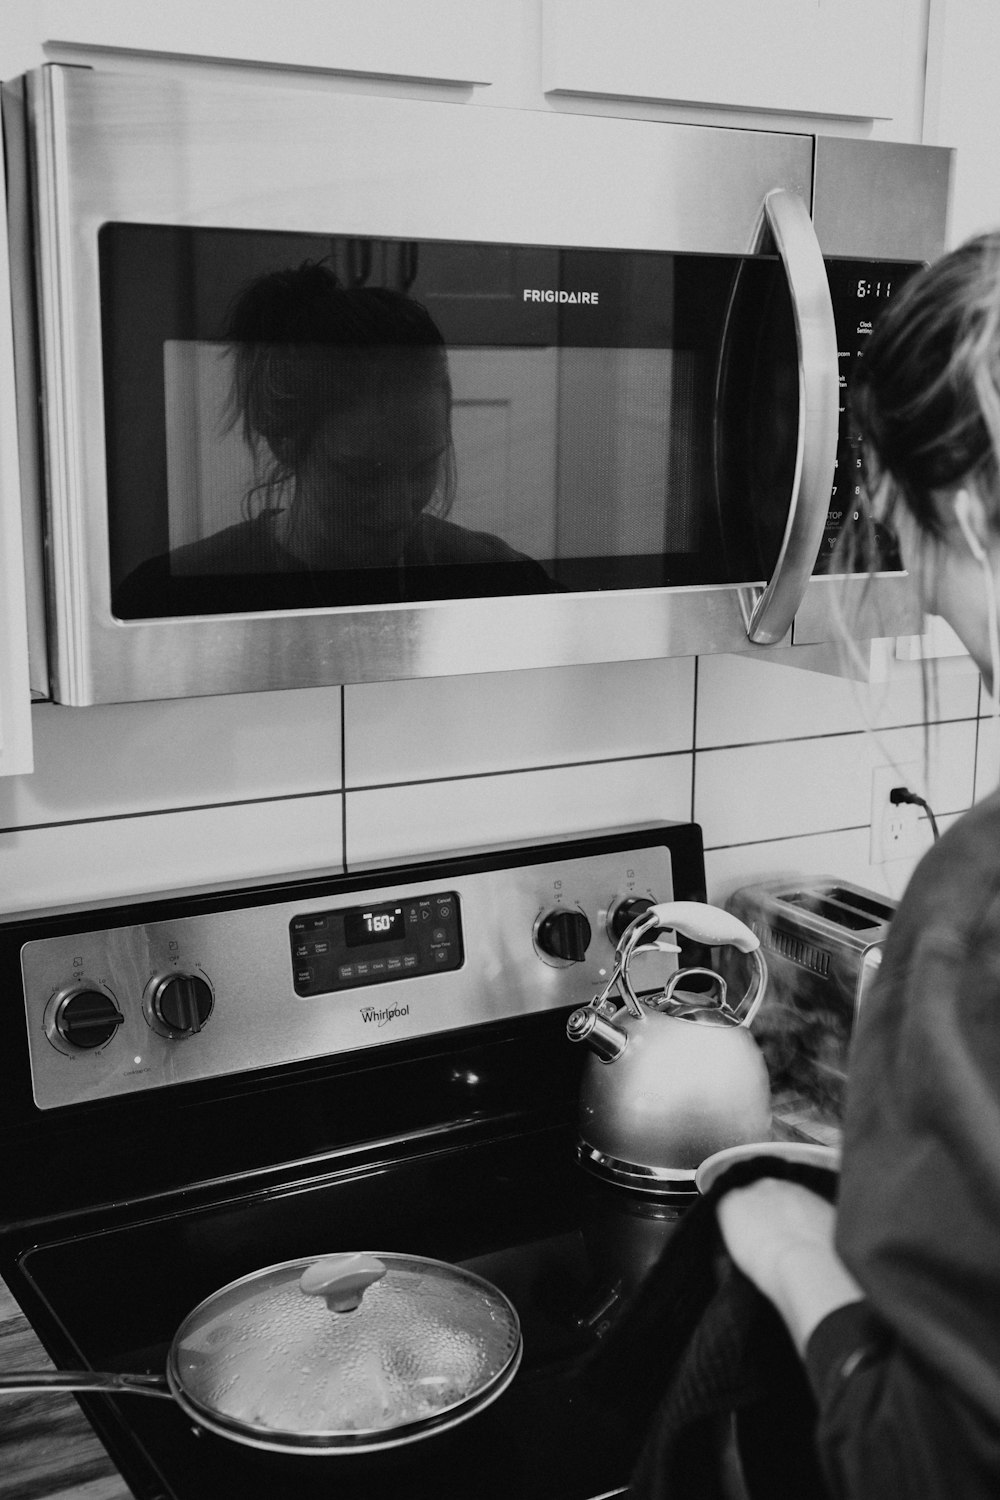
741,188,839,646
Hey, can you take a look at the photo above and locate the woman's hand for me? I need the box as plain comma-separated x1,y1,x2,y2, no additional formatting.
716,1177,864,1353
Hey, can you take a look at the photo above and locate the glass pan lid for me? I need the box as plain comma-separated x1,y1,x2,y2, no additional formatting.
168,1251,522,1451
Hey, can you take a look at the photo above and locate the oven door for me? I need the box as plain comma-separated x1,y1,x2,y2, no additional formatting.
5,65,929,705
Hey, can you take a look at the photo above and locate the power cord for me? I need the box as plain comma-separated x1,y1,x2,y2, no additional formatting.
890,785,940,841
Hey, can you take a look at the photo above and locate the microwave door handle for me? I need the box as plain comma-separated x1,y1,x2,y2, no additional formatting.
741,188,839,645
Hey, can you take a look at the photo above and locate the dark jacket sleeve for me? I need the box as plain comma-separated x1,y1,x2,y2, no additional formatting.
805,1301,1000,1499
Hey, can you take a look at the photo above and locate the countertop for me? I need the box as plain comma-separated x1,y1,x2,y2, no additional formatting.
0,1278,132,1500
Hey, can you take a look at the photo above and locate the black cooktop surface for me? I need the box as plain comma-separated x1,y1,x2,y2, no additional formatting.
7,1121,689,1500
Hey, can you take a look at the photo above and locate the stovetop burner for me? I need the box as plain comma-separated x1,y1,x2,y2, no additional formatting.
0,824,709,1500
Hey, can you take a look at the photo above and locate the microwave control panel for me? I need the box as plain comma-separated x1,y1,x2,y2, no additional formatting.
823,257,922,569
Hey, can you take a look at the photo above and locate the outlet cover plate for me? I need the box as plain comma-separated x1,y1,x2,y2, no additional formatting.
870,762,924,863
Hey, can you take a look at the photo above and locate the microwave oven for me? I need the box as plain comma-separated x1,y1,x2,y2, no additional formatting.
2,65,952,705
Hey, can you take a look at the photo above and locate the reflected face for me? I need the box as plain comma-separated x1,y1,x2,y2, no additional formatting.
286,387,451,568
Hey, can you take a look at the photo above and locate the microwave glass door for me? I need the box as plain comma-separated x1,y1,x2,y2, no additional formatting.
101,228,919,622
102,228,805,621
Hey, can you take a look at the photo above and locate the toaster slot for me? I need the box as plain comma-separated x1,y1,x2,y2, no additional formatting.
771,885,894,932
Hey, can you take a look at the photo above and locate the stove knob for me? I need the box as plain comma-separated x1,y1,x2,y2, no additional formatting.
535,908,592,965
609,896,655,943
147,973,214,1038
47,986,124,1051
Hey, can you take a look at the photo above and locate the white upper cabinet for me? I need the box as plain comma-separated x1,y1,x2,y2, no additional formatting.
38,0,499,85
542,0,907,120
0,134,33,776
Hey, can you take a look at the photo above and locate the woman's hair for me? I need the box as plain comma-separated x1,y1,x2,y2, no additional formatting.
222,260,456,515
850,230,1000,543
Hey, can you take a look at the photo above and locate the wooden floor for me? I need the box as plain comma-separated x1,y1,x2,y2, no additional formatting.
0,1281,133,1500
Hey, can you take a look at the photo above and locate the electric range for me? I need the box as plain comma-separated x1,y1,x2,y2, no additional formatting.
0,823,709,1500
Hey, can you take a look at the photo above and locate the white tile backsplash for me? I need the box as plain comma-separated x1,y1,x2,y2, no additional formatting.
706,812,964,910
694,718,976,849
0,792,344,914
697,649,979,748
344,659,695,787
704,827,883,906
0,648,982,913
345,752,693,868
975,716,1000,801
0,689,342,827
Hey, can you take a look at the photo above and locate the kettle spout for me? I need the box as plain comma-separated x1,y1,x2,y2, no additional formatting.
567,1006,628,1062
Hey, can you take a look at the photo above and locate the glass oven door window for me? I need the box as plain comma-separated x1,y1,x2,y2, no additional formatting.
100,227,800,620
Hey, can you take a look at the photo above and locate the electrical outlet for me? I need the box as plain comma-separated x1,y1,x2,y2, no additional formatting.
870,762,925,864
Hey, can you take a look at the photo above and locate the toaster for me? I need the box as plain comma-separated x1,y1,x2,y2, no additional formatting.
724,878,895,1132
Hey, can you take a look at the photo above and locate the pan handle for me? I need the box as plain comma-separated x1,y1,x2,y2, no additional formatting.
0,1369,171,1397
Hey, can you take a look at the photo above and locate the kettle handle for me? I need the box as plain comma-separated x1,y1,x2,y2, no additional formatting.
616,901,767,1025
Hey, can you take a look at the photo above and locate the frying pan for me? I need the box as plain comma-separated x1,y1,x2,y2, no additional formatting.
0,1250,522,1455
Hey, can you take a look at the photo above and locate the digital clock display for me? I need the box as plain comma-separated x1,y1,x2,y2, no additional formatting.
344,904,405,948
855,278,894,300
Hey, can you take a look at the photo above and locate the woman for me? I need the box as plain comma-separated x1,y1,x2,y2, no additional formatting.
716,232,1000,1495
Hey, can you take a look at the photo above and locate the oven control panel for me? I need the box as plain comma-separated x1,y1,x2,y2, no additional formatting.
291,891,462,996
18,833,686,1110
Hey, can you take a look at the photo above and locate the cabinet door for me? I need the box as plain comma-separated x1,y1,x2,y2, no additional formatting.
39,0,497,85
0,133,33,775
543,0,906,120
0,471,33,776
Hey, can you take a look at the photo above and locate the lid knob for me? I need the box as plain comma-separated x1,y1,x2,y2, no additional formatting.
299,1252,387,1312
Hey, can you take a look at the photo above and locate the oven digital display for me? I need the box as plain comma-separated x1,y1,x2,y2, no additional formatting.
290,891,462,996
344,904,404,947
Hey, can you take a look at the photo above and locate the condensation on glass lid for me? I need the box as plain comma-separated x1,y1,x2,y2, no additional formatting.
168,1251,522,1449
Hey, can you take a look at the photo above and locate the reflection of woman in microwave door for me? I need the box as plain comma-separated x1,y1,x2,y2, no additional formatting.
115,263,551,613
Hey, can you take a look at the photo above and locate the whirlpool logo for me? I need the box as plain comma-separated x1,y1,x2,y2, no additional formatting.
360,1002,411,1027
523,289,600,304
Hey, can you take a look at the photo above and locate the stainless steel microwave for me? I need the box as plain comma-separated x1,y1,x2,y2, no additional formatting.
3,64,952,705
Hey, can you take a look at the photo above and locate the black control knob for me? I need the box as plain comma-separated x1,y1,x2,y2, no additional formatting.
609,897,655,944
52,988,124,1051
149,974,214,1037
536,908,592,964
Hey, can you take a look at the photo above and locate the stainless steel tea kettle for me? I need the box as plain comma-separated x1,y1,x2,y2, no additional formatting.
566,901,772,1194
